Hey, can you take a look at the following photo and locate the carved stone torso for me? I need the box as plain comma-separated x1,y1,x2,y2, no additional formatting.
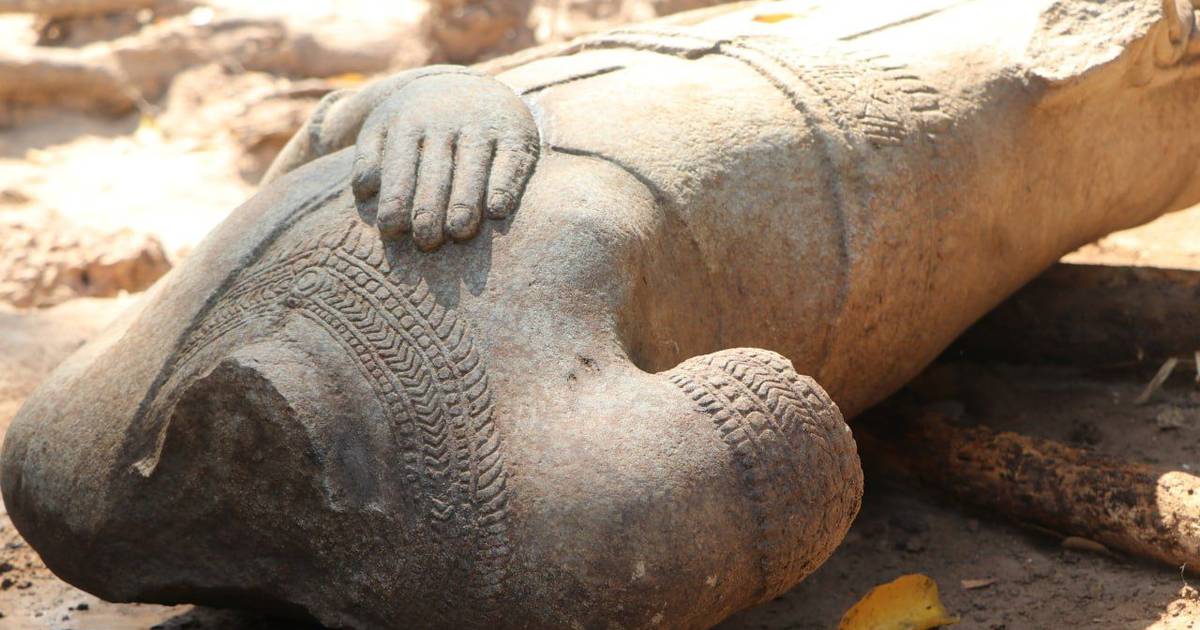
7,0,1200,628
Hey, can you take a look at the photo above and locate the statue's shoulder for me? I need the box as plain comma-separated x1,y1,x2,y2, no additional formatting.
482,0,1197,103
1027,0,1197,95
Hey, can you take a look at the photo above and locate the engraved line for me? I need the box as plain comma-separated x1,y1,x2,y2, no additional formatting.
838,0,981,41
328,244,512,602
518,64,626,96
713,43,851,372
671,369,783,595
545,144,666,202
323,260,461,485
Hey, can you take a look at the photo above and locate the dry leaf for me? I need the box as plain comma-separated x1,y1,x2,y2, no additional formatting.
1157,408,1187,431
329,72,368,87
839,574,959,630
960,578,995,590
135,114,164,144
753,12,796,23
24,148,51,164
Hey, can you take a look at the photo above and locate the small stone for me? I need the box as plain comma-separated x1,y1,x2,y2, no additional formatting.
1157,408,1188,431
961,578,997,590
0,214,171,308
1062,536,1108,554
0,189,30,204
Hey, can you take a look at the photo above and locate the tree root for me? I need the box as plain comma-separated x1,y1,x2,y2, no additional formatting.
858,409,1200,571
0,47,136,112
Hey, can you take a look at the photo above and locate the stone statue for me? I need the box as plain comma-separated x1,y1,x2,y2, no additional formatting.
5,0,1200,627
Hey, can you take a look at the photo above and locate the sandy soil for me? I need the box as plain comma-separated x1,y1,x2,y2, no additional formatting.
723,358,1200,630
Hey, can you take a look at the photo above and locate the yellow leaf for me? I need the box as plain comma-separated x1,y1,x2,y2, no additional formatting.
329,72,368,87
135,114,163,144
752,12,796,23
24,148,50,163
838,574,960,630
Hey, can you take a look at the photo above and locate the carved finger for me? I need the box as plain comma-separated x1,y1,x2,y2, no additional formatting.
351,118,387,208
411,133,455,252
486,139,538,220
376,129,422,238
446,138,494,242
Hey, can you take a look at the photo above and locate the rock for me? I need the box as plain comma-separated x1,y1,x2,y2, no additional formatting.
1157,407,1188,431
155,63,330,182
523,0,710,46
0,212,171,308
229,94,321,182
0,189,31,204
440,0,741,62
6,0,1200,628
429,0,535,62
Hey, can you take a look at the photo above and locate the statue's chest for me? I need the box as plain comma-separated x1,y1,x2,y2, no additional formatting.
533,27,954,152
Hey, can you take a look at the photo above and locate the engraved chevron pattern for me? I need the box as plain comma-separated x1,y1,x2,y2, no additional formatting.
155,221,512,614
665,347,856,598
718,35,951,149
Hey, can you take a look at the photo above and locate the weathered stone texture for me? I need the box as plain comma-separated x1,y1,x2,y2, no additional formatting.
7,0,1200,627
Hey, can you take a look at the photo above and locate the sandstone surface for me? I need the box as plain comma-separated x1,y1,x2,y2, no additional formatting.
7,0,1200,628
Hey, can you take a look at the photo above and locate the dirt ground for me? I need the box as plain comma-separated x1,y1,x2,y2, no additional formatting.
5,2,1200,629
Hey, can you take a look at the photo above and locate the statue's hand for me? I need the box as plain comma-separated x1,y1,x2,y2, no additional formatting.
351,73,540,251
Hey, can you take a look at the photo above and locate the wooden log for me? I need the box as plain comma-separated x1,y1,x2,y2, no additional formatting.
0,11,405,114
857,409,1200,570
0,0,156,17
950,262,1200,366
0,50,136,113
